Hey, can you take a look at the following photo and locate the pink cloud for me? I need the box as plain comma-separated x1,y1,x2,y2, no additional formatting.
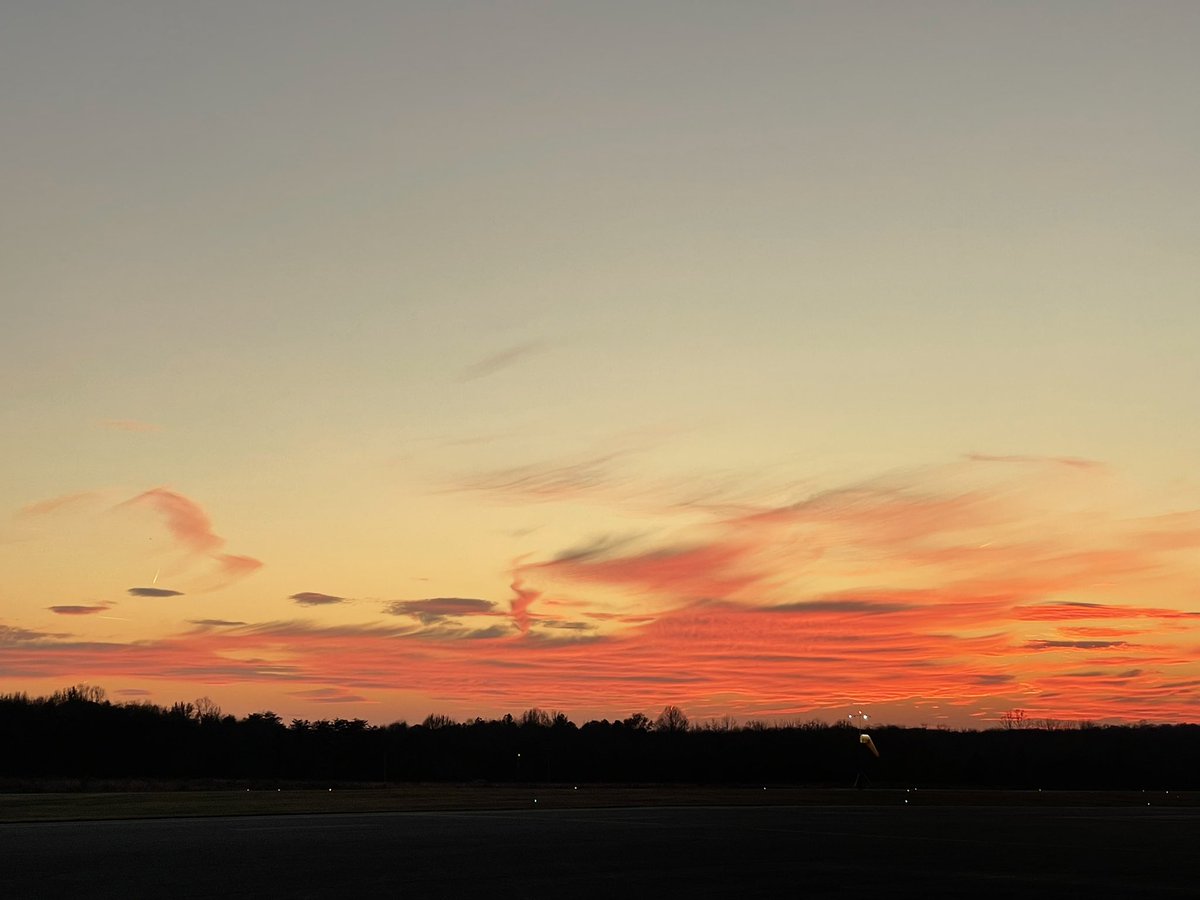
124,488,223,554
509,581,540,633
215,554,263,579
99,419,161,433
18,491,102,518
119,488,262,588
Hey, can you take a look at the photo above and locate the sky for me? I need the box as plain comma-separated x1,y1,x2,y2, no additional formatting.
2,2,1198,728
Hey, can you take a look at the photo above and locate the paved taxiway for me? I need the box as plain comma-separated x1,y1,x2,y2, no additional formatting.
4,804,1194,898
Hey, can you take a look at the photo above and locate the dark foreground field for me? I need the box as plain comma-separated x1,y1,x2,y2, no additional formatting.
2,784,1198,822
2,792,1196,898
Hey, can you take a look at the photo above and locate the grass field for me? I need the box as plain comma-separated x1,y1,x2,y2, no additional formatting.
2,784,1197,823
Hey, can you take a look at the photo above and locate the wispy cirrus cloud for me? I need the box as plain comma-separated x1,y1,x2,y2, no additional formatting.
456,454,621,502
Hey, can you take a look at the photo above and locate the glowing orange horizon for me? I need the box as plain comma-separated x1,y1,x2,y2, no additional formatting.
5,458,1198,726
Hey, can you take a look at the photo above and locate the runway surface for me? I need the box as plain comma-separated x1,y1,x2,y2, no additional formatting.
4,804,1194,898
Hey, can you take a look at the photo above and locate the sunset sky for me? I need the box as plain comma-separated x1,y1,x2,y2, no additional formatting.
3,2,1198,727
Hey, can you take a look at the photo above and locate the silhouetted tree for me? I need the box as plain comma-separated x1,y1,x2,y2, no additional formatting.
1,687,1198,789
622,712,650,731
194,697,222,723
655,705,690,733
521,708,552,728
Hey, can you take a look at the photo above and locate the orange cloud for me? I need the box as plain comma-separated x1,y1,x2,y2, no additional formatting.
5,459,1197,725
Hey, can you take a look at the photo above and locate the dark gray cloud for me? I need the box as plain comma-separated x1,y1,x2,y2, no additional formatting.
128,587,184,597
965,452,1103,469
0,624,67,645
458,454,618,501
188,618,248,628
1065,669,1146,679
1027,639,1128,650
540,620,595,631
522,628,607,646
971,674,1015,685
309,693,368,703
386,597,496,624
404,623,515,641
551,534,640,564
1161,679,1200,689
288,687,369,702
290,592,346,606
113,688,152,696
767,599,914,614
47,604,111,616
460,340,545,381
234,620,416,639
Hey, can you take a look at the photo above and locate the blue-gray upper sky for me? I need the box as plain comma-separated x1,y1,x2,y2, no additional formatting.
2,2,1198,725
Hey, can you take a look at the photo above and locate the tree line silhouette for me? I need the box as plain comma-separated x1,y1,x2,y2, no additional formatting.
2,686,1195,790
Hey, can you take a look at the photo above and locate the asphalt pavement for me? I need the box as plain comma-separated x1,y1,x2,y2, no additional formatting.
3,804,1195,898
